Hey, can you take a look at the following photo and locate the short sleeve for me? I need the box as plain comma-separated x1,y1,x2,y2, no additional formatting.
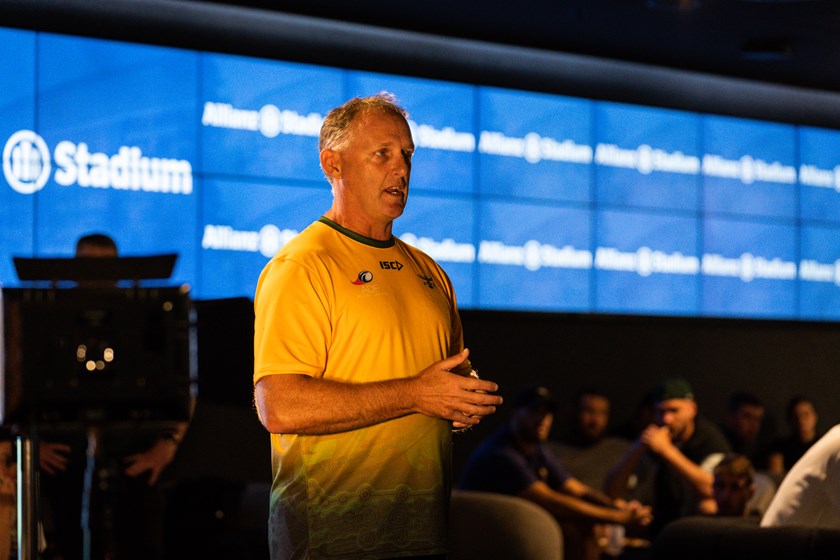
253,257,331,384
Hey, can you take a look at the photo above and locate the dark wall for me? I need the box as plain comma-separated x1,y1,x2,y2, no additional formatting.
454,310,840,476
183,298,840,481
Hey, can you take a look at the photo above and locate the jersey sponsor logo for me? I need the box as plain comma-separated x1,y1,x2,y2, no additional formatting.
379,260,403,271
2,129,193,195
352,270,373,285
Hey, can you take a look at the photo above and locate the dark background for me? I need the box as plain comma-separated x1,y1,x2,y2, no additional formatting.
182,299,840,485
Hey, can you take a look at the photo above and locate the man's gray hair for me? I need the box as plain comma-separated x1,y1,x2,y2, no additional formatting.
319,92,409,153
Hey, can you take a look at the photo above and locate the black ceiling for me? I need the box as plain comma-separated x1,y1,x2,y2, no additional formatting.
189,0,840,94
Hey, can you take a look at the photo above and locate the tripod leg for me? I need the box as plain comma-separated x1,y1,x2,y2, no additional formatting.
15,435,39,560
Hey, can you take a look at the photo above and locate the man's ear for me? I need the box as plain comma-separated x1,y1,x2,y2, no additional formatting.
320,149,341,181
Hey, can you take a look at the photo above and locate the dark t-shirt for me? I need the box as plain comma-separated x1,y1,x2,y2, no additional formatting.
458,425,572,495
767,433,821,472
652,416,730,534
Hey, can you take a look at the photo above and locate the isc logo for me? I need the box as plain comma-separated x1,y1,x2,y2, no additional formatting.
379,260,403,271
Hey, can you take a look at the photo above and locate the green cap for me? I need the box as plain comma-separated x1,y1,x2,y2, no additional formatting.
653,377,695,402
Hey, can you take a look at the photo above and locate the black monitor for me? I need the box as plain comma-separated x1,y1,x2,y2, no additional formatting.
1,286,195,431
12,254,177,284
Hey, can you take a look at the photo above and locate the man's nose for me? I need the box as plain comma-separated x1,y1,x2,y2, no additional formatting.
393,154,410,177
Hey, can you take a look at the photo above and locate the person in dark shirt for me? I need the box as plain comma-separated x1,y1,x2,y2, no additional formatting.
766,396,821,481
605,378,731,536
459,385,651,560
720,392,769,467
39,233,190,560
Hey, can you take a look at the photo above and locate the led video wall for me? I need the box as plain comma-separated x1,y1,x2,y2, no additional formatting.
3,26,840,320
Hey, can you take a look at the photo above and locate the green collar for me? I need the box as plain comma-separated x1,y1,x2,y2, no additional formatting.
318,216,396,249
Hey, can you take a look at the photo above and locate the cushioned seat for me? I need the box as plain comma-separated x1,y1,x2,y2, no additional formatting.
652,516,840,560
449,490,563,560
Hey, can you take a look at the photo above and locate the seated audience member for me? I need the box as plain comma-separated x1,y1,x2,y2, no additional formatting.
766,396,821,480
548,388,630,491
39,233,191,560
761,424,840,529
701,453,757,518
459,385,651,560
605,378,730,536
720,392,767,465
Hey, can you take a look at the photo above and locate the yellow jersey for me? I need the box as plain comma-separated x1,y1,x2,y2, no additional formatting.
254,217,463,559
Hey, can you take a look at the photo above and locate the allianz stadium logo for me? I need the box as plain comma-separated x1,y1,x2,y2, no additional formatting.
2,130,193,196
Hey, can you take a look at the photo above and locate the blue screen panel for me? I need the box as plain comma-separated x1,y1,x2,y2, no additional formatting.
799,225,840,320
201,54,344,181
701,218,797,318
199,179,334,300
35,34,199,286
476,201,592,311
393,194,475,308
0,28,36,286
702,115,797,220
347,72,476,195
594,103,701,212
595,210,700,315
478,88,592,203
799,126,840,225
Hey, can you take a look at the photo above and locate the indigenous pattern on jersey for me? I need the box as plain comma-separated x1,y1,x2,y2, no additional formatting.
254,217,463,559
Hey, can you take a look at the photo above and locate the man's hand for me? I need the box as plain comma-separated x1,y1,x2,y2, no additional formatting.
616,500,653,527
123,439,178,486
411,349,502,428
255,349,502,435
640,424,674,456
39,442,72,475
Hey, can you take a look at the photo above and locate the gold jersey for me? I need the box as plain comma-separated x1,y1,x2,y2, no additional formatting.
254,217,463,559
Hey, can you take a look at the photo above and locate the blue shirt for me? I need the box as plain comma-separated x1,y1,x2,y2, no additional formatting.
458,425,572,495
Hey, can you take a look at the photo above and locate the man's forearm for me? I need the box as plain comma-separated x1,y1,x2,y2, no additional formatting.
523,482,625,524
255,374,418,435
657,445,714,498
604,441,646,498
254,351,501,436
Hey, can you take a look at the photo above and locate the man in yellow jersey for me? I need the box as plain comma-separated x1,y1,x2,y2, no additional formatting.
253,93,503,560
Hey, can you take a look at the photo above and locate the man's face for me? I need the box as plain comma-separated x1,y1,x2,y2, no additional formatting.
656,398,697,442
713,472,753,517
76,243,117,258
792,401,817,436
75,241,118,287
730,404,764,442
577,394,609,442
330,111,414,227
515,405,554,443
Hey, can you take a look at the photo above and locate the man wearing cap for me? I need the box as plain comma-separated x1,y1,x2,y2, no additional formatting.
605,377,730,535
458,384,652,560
